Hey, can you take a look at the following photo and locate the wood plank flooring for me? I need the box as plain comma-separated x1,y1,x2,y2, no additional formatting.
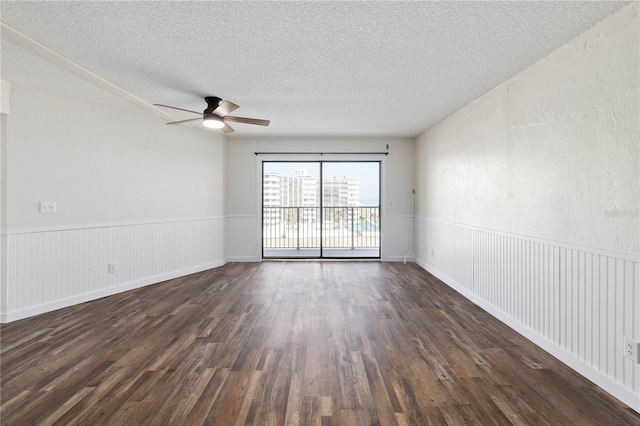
1,262,638,425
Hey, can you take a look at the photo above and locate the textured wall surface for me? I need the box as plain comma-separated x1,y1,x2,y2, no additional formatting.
415,3,639,255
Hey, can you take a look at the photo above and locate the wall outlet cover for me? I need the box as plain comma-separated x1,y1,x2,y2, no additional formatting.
39,201,57,213
624,337,640,364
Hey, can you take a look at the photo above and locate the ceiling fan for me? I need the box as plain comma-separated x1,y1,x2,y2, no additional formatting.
153,96,270,134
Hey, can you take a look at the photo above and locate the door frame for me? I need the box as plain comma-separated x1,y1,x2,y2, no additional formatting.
255,153,388,261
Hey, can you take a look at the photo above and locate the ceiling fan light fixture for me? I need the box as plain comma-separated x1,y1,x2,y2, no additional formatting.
203,114,224,129
156,97,268,134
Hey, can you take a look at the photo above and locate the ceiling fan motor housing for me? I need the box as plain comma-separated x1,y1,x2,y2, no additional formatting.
204,96,223,114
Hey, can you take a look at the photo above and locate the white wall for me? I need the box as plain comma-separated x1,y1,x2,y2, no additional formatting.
415,4,638,255
225,137,414,261
413,4,639,411
7,85,225,231
1,41,227,322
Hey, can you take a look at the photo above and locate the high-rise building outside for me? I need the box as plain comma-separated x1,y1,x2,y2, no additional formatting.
263,169,361,224
263,173,282,224
264,170,360,207
322,177,360,207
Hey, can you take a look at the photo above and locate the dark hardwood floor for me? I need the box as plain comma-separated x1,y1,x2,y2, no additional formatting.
1,262,638,425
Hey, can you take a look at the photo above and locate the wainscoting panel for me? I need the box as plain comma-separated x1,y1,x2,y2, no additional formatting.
414,216,640,413
2,217,225,322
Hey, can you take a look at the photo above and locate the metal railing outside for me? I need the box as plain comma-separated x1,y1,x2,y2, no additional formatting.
263,206,380,250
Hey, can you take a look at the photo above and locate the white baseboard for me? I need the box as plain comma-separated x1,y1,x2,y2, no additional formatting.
384,255,416,263
225,256,260,263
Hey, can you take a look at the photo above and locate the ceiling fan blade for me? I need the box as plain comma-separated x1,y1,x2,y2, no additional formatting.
221,123,235,134
166,117,203,125
213,101,239,117
223,116,270,126
153,104,202,115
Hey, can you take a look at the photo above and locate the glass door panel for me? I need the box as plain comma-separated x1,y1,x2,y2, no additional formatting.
321,162,380,258
263,162,320,258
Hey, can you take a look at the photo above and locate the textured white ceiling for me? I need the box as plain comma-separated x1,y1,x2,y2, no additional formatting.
0,1,628,138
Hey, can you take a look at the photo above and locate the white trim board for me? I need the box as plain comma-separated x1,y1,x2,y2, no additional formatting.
1,22,187,125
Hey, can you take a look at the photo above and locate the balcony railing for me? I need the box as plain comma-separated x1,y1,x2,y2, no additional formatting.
263,206,380,250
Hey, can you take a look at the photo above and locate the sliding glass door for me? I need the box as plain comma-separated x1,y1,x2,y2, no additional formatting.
262,161,380,259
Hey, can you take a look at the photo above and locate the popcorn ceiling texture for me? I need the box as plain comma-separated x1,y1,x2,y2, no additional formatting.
415,3,639,255
0,1,628,137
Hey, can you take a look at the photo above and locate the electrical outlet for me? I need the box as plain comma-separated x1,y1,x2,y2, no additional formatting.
108,263,117,274
431,249,435,257
39,201,56,213
624,337,640,363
